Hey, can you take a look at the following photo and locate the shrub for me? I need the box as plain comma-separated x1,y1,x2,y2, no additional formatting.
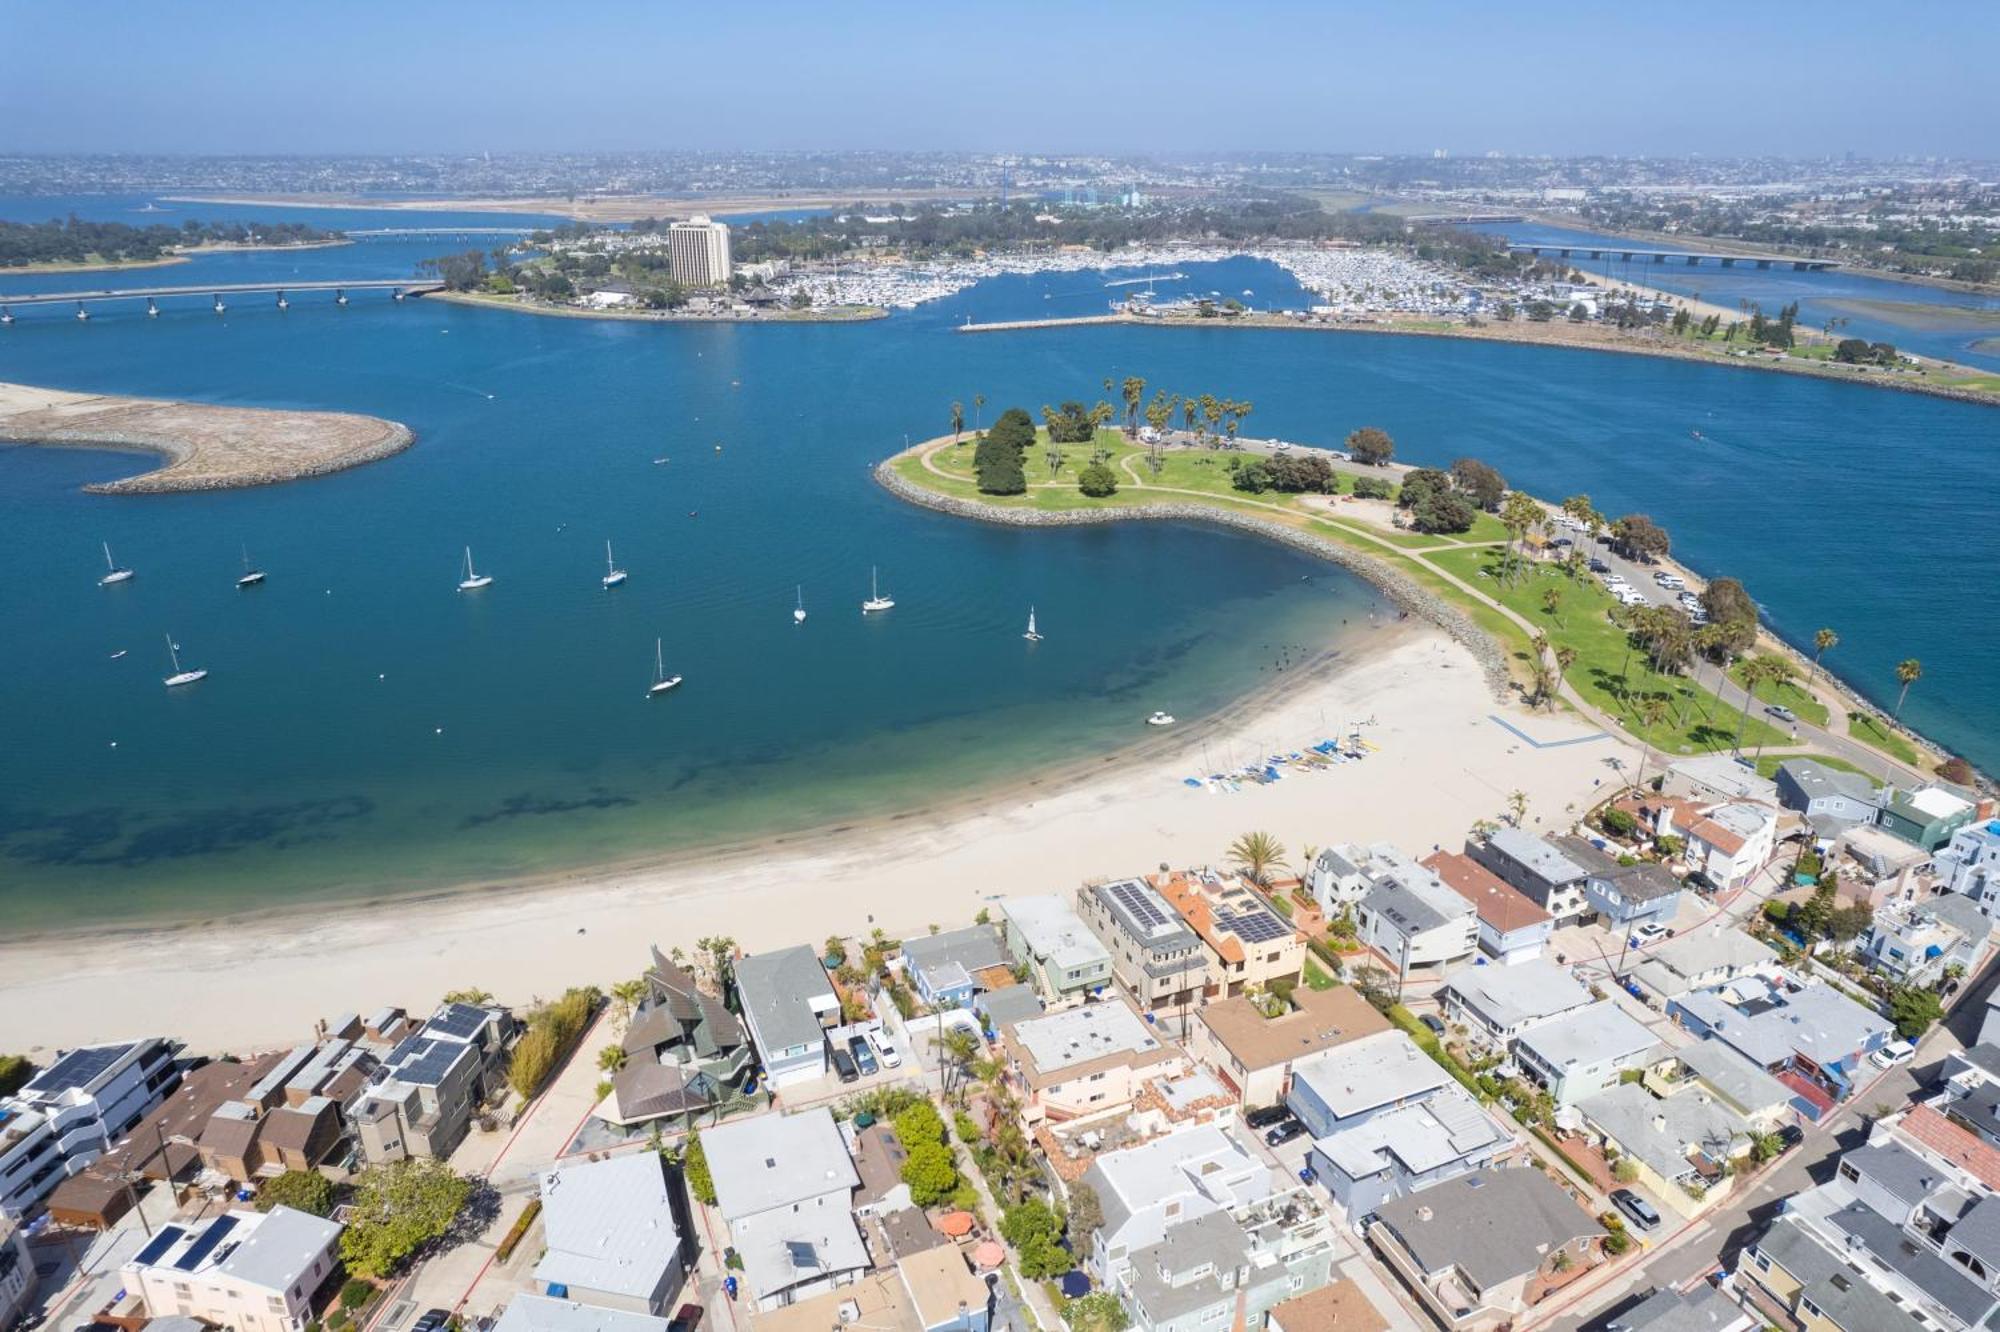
1077,462,1118,497
339,1279,374,1311
954,1111,982,1145
1600,807,1638,837
900,1140,959,1206
1352,475,1393,500
893,1100,946,1148
257,1169,335,1217
509,987,597,1099
494,1198,543,1263
1613,1159,1641,1183
685,1129,715,1204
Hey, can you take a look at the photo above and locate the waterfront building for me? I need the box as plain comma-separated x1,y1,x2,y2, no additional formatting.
1678,803,1780,890
1420,851,1552,966
1862,893,1991,986
1879,784,1980,852
535,1152,689,1316
612,947,754,1126
668,215,732,288
1347,847,1478,978
1078,878,1212,1016
1000,894,1112,1008
1154,869,1305,996
0,1036,180,1217
119,1205,342,1332
352,1001,515,1163
702,1108,866,1312
732,946,841,1089
996,998,1185,1128
1774,759,1883,839
1188,984,1390,1110
1938,820,2000,917
1467,829,1591,923
0,1213,33,1331
1664,756,1782,808
900,925,1010,1010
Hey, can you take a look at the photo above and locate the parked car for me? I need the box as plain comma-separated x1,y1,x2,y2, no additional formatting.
412,1311,453,1332
1246,1103,1295,1130
669,1306,705,1332
872,1035,902,1068
1776,1124,1805,1151
1419,1014,1447,1038
1264,1120,1308,1147
1629,922,1672,947
1588,558,1611,573
1765,703,1798,723
848,1035,878,1076
1869,1039,1917,1069
1611,1188,1661,1230
829,1047,859,1083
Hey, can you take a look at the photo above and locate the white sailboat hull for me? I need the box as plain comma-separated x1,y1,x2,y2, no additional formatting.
237,571,266,587
793,609,807,623
862,598,894,613
458,576,493,591
648,676,683,695
164,669,208,688
99,569,135,585
602,571,629,588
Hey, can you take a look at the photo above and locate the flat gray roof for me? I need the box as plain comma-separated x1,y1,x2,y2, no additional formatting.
1292,1031,1449,1120
536,1153,680,1300
1488,828,1588,887
733,945,833,1056
1443,959,1592,1032
701,1107,858,1221
1001,895,1110,972
1515,1000,1656,1070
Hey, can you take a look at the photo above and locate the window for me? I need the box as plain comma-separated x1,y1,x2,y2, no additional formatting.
1800,1296,1823,1319
1750,1251,1770,1273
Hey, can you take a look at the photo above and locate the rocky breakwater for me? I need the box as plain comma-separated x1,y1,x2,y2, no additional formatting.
874,456,1512,697
0,380,414,494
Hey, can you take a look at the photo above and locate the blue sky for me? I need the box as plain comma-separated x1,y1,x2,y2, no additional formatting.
4,1,1993,157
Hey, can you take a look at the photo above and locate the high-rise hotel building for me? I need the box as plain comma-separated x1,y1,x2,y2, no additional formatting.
668,214,732,288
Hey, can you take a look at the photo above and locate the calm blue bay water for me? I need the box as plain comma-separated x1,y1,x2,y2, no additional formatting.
0,201,1995,926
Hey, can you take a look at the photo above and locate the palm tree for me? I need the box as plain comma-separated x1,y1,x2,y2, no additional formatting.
1894,658,1923,718
1542,586,1563,626
1808,627,1838,689
1121,376,1146,435
1227,831,1287,885
1500,492,1542,585
1633,695,1670,788
949,400,964,443
1506,790,1530,826
1181,398,1198,436
1553,645,1577,699
973,393,986,434
610,978,648,1025
1733,656,1783,752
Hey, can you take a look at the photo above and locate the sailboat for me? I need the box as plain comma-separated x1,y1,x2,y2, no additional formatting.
457,547,492,591
647,638,683,696
601,540,628,589
861,566,895,613
1023,606,1042,642
162,633,207,688
99,542,134,585
236,544,266,587
793,586,807,624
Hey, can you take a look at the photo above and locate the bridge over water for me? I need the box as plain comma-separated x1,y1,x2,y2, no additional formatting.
1508,242,1839,271
0,278,446,318
346,227,537,238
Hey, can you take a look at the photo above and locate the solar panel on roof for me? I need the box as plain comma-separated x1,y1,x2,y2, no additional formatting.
176,1214,238,1270
1108,880,1171,930
135,1225,186,1267
426,1003,486,1039
30,1043,131,1095
1217,906,1289,944
385,1033,426,1066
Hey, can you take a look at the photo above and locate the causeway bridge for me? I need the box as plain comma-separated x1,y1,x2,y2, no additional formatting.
346,227,537,238
1507,242,1839,271
1,279,446,318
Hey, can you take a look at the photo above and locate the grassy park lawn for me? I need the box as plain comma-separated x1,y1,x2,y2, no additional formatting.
1847,711,1922,766
1729,658,1831,727
1302,955,1338,991
1426,546,1787,755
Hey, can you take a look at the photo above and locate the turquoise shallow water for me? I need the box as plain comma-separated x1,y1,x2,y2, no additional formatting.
0,198,1995,927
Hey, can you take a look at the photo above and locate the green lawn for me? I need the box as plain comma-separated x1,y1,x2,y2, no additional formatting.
1426,546,1788,755
1847,711,1922,766
1729,657,1831,727
1301,956,1337,991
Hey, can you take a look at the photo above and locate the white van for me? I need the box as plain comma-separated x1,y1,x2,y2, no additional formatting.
1869,1039,1917,1069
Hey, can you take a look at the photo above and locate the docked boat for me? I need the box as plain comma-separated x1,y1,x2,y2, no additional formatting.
794,586,807,624
457,546,493,591
1023,606,1042,642
861,566,895,613
602,540,628,589
1147,711,1176,727
647,638,683,696
162,633,207,688
99,542,134,585
236,545,266,587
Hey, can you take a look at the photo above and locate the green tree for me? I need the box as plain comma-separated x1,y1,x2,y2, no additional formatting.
1889,986,1943,1040
1230,460,1272,494
1448,457,1506,511
1065,1293,1131,1332
1541,586,1563,626
684,1127,715,1204
1808,628,1838,689
893,1099,947,1148
1609,513,1671,563
256,1169,335,1217
1351,475,1393,500
597,1044,628,1073
339,1159,471,1280
1226,830,1287,884
1001,1198,1070,1278
1894,658,1923,719
1078,462,1118,497
0,1054,33,1097
1346,426,1394,466
950,401,965,443
1066,1181,1104,1240
900,1140,959,1206
610,978,647,1024
1119,376,1146,435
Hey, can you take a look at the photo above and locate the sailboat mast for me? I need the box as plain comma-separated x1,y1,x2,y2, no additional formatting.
165,632,180,673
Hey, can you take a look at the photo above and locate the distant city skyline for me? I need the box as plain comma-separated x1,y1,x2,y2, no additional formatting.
4,0,1994,159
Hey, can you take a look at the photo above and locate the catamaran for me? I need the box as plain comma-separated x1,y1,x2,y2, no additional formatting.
162,633,207,688
1023,606,1042,642
236,545,266,588
99,542,134,586
647,638,683,696
457,547,492,591
602,540,628,589
861,566,895,613
793,586,807,624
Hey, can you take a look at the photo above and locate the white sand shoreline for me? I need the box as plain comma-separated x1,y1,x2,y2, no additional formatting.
0,629,1628,1055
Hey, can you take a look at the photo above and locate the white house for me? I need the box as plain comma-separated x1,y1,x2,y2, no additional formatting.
1438,959,1593,1047
535,1152,686,1315
1680,803,1779,889
121,1206,341,1332
701,1109,867,1311
0,1037,180,1216
1938,821,2000,918
733,947,840,1089
1513,1001,1659,1105
1345,846,1478,976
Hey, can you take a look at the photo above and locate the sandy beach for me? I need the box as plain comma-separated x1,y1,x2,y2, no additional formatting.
0,628,1625,1055
159,189,968,223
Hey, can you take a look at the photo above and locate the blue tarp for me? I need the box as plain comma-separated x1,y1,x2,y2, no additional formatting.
1061,1272,1092,1298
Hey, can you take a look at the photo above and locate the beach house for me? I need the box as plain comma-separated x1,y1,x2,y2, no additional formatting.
733,946,841,1090
1678,803,1779,890
1108,1190,1340,1332
1671,979,1892,1117
1467,829,1591,923
535,1152,690,1316
1665,755,1782,807
1348,847,1478,978
0,1214,34,1331
1879,784,1980,852
1647,1039,1796,1131
1774,759,1883,839
1553,837,1684,931
1000,895,1113,1007
119,1205,342,1332
1437,958,1593,1047
1155,870,1306,997
0,1036,181,1217
352,1001,515,1163
1188,984,1391,1110
702,1108,867,1311
900,926,1011,1011
1938,820,2000,919
612,948,753,1126
1079,1121,1276,1282
996,998,1186,1127
1420,851,1552,966
1512,1001,1659,1106
1862,893,1991,987
1078,878,1213,1016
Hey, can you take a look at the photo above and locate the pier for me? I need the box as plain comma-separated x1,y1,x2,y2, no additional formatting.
1507,242,1839,271
0,278,446,316
956,313,1136,333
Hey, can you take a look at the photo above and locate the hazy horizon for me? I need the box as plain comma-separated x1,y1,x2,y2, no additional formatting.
4,0,1993,160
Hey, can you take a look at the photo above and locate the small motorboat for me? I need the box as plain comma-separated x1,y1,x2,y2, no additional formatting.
1147,711,1176,727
